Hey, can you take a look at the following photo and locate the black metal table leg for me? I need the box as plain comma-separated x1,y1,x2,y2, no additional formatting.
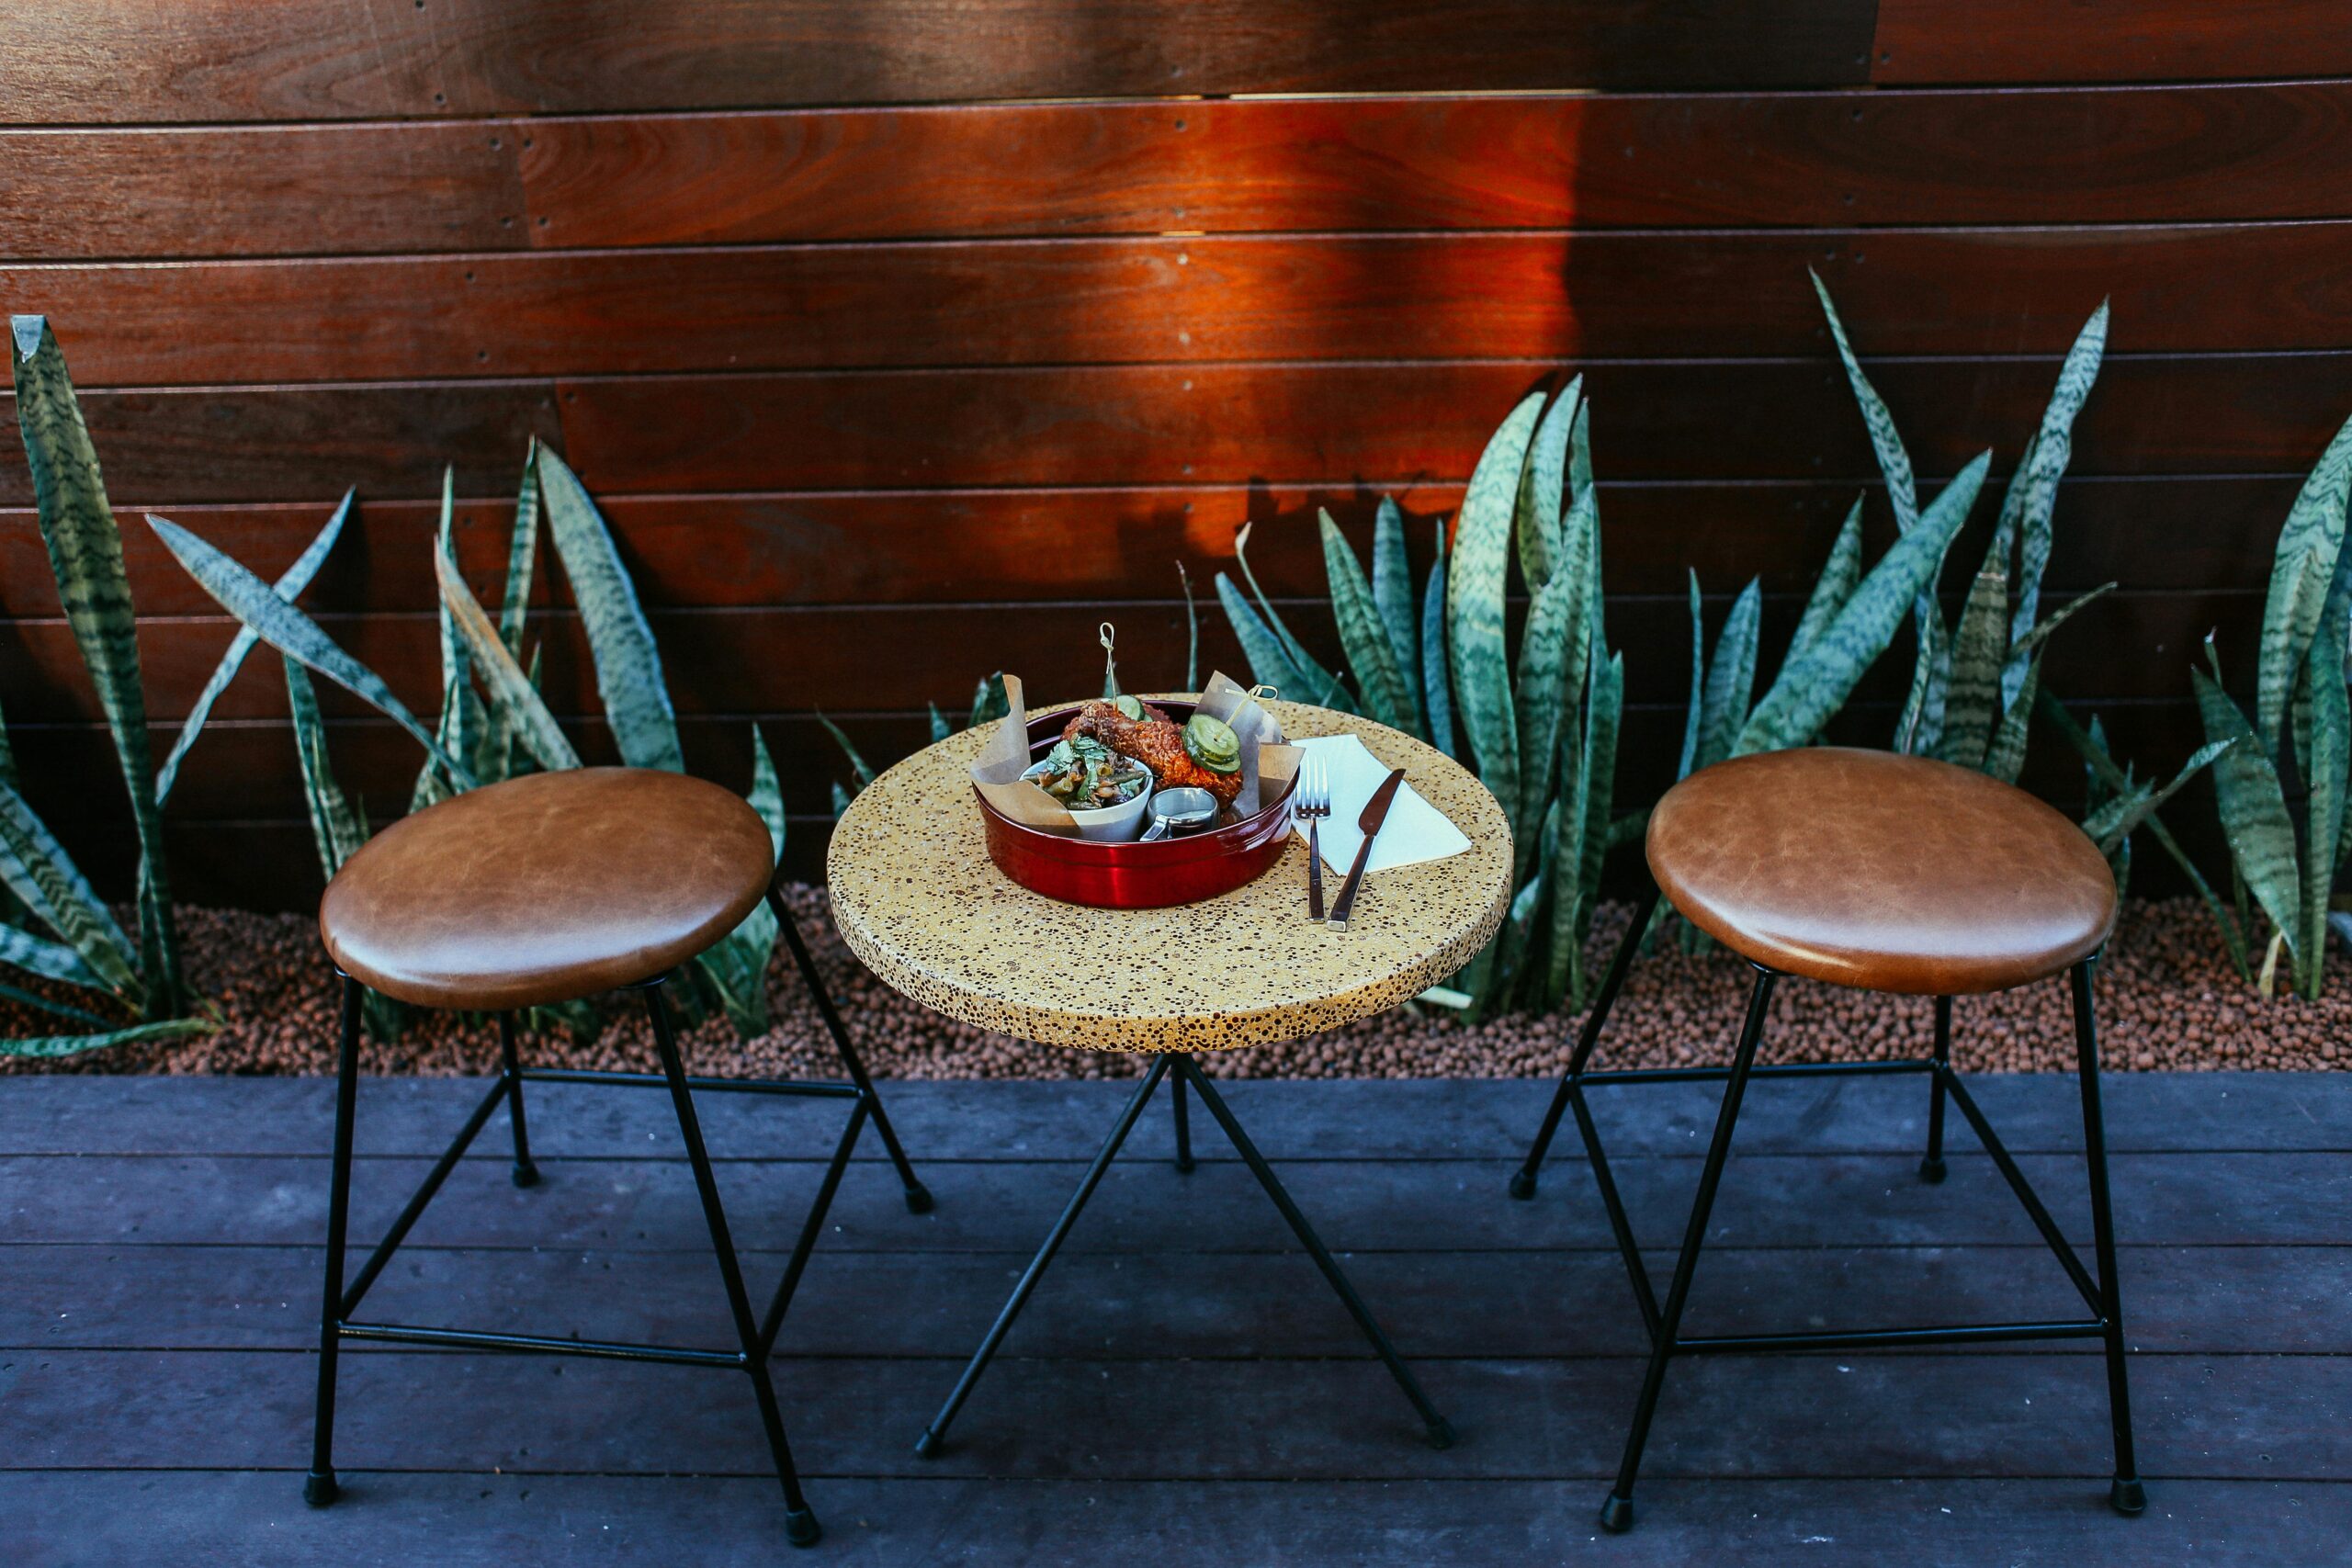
1175,1055,1455,1449
498,1010,540,1189
1171,1069,1194,1173
2071,958,2146,1517
645,977,823,1549
1512,884,1660,1200
1599,964,1777,1533
916,1056,1171,1458
1921,995,1953,1183
304,976,363,1507
772,888,933,1213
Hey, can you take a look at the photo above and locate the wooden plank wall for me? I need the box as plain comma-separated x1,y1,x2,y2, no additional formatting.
3,1,2348,905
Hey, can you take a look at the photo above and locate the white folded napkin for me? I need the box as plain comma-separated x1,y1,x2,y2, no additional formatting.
1290,733,1472,875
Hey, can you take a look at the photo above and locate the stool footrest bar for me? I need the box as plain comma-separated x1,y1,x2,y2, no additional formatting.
1675,1319,2107,1354
339,1319,743,1367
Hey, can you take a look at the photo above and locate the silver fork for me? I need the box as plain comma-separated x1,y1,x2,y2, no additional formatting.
1296,754,1331,920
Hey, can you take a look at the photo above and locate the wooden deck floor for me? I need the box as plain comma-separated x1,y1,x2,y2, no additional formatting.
3,1070,2347,1565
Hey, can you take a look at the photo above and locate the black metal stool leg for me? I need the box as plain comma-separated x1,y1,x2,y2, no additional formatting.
770,888,933,1213
1599,964,1777,1533
917,1056,1170,1457
1512,884,1660,1199
498,1010,540,1189
1921,995,1952,1184
1171,1070,1195,1173
1177,1055,1456,1450
2071,959,2146,1517
304,976,363,1507
645,977,822,1549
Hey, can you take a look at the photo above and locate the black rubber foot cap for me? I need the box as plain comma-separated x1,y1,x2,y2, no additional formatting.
1919,1156,1947,1185
512,1162,540,1189
785,1507,822,1547
302,1471,339,1508
2110,1476,2147,1517
1597,1495,1634,1534
1508,1169,1539,1201
902,1182,935,1215
1175,1156,1195,1175
913,1429,943,1460
1426,1418,1457,1451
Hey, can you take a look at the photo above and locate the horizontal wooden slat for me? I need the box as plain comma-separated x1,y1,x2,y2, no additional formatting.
1872,1,2352,85
0,122,526,260
0,475,2300,622
0,2,1875,127
17,224,2352,387
516,84,2352,249
8,355,2341,508
0,594,2257,728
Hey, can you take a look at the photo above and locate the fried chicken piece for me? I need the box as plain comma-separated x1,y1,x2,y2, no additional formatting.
1062,700,1245,806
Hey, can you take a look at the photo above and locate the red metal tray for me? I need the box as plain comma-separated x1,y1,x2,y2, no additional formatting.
976,699,1298,908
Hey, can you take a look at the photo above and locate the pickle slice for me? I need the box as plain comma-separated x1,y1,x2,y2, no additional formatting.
1183,713,1241,774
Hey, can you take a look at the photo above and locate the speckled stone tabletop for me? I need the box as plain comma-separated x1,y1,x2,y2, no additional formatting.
827,696,1514,1052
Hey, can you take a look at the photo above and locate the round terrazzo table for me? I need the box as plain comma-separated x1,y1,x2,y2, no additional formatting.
826,696,1513,1458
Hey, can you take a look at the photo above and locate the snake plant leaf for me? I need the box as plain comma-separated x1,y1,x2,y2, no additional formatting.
817,713,876,789
694,725,789,1038
1368,499,1421,727
1510,569,1587,876
1448,390,1545,830
1232,522,1351,706
1567,397,1594,508
1563,650,1623,1011
435,547,582,773
1419,525,1456,759
1545,682,1589,1011
502,437,542,655
969,671,1011,728
2195,661,2304,968
1216,570,1306,699
1318,511,1414,730
0,919,110,993
148,514,477,789
929,704,954,743
1677,572,1705,779
2094,739,2233,860
12,316,178,1011
2038,686,2251,979
414,484,493,808
1787,498,1864,674
0,779,139,1002
1516,377,1579,592
2257,410,2352,755
157,490,352,806
0,1011,219,1061
285,658,371,883
1698,579,1761,773
1938,567,2012,770
1736,452,1988,758
1811,273,1917,533
2298,578,2350,996
535,446,685,773
830,780,854,818
2003,303,2106,704
1979,584,2112,784
0,975,110,1026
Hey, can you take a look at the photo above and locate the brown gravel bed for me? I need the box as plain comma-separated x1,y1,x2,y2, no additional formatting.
2,889,2344,1079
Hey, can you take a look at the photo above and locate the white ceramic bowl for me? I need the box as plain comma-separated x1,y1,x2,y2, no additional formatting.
1022,760,1153,841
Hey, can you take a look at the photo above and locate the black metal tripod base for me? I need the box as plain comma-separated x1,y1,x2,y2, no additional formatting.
303,1469,339,1507
902,1180,936,1214
785,1506,822,1547
1507,1168,1539,1201
1426,1417,1458,1451
1917,1155,1947,1184
511,1159,540,1189
912,1428,944,1460
2110,1476,2147,1517
1597,1494,1634,1533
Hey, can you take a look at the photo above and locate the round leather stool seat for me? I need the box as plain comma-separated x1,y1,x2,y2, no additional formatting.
1647,748,2117,995
321,767,774,1010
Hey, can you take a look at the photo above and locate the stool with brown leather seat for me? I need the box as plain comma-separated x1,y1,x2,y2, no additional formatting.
1509,748,2143,1532
302,766,931,1549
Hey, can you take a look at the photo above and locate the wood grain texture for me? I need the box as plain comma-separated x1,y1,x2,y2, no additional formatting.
0,121,527,259
517,84,2352,247
1873,0,2352,85
18,224,2352,387
0,1,1875,126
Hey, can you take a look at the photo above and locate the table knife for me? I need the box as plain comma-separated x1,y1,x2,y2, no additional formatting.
1326,767,1406,932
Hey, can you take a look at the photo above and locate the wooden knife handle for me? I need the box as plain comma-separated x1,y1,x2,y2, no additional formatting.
1326,836,1377,931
